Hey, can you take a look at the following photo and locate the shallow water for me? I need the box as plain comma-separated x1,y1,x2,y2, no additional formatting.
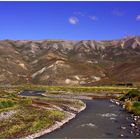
39,100,140,139
19,90,140,139
19,90,45,97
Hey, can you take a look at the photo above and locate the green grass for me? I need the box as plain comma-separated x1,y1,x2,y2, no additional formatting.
0,85,138,138
125,101,140,116
120,89,140,101
0,86,77,138
14,84,137,94
132,101,140,115
47,110,65,121
0,106,65,138
120,89,140,116
133,101,140,108
0,100,15,109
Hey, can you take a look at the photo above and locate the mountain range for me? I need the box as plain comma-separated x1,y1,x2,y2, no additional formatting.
0,36,140,86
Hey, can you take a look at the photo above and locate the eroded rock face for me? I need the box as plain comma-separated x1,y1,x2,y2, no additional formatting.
0,36,140,85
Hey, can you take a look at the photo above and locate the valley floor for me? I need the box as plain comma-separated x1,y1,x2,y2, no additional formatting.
0,85,139,138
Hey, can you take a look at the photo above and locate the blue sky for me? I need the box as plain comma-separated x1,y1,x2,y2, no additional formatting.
0,1,140,40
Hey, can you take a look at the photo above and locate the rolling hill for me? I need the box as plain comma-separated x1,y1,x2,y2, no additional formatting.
0,36,140,86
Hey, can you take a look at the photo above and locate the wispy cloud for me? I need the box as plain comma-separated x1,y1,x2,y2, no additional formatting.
70,11,98,24
74,11,98,22
69,17,79,25
88,16,98,21
74,11,86,17
136,15,140,21
112,9,125,16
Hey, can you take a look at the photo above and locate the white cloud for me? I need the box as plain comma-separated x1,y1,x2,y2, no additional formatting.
69,17,79,25
112,9,125,16
136,15,140,21
89,16,98,21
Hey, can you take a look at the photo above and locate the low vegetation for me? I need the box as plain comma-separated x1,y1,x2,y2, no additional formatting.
15,84,136,94
119,89,140,116
33,97,85,109
0,106,65,138
0,86,84,138
0,84,139,138
0,100,15,109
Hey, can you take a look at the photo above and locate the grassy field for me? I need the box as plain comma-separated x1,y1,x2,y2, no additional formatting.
0,86,85,138
0,84,139,138
9,84,137,94
0,106,65,138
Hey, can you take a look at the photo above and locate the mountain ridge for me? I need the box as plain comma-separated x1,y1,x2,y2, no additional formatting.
0,36,140,86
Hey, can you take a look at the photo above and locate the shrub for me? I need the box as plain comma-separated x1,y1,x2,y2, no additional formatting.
20,98,32,106
133,101,140,108
1,101,9,108
0,100,15,109
48,110,65,121
125,101,133,112
132,101,140,115
0,102,3,109
120,89,140,101
7,100,14,107
31,118,52,132
132,109,140,116
127,89,140,98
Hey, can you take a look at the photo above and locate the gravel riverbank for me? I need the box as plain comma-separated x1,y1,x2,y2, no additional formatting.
23,103,86,139
110,99,140,137
0,110,18,121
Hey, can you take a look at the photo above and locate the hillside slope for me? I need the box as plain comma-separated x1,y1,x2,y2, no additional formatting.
0,36,140,85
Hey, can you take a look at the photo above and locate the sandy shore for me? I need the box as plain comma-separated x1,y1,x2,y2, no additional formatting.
23,103,86,139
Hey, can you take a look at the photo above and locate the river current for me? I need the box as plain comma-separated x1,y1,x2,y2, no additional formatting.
19,90,140,138
39,100,139,139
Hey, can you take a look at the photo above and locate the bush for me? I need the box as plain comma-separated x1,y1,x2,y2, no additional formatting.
7,100,14,107
133,101,140,108
120,89,140,101
20,98,32,106
0,102,3,108
132,109,140,116
1,101,9,108
31,118,52,132
127,89,140,98
125,101,133,112
48,110,65,121
0,100,15,109
132,101,140,115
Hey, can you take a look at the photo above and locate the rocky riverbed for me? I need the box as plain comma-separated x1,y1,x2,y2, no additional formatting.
110,99,140,137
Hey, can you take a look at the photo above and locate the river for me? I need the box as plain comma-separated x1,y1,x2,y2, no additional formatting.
19,90,140,139
39,99,140,139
